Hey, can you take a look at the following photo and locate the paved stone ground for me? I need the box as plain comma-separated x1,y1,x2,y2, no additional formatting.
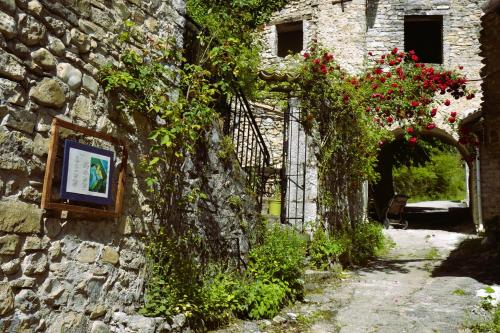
213,229,492,333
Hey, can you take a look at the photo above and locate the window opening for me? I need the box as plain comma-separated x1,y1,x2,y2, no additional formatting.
404,16,443,64
277,21,303,57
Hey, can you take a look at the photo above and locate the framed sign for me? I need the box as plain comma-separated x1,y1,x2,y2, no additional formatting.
60,140,114,205
41,118,127,218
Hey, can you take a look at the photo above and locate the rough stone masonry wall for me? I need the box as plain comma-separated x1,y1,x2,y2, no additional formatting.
259,0,484,225
0,0,258,332
261,0,367,73
478,8,500,227
262,0,484,120
365,0,483,125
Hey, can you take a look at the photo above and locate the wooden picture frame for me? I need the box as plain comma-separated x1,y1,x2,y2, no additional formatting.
41,118,128,218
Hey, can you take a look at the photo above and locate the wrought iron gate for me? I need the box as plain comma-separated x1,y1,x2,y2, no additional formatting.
281,98,308,230
223,88,271,208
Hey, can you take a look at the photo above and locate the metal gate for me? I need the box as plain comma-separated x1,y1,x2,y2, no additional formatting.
223,88,271,208
281,98,308,230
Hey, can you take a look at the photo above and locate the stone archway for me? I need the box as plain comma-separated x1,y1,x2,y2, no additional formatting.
370,127,474,228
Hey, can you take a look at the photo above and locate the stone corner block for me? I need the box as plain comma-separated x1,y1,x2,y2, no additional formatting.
0,234,20,255
0,282,14,316
29,78,66,108
100,246,119,265
0,200,42,234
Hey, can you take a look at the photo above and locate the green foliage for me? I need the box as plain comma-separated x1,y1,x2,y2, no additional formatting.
242,279,289,319
227,195,243,210
453,288,466,296
140,223,308,325
468,308,500,332
140,230,203,319
350,222,387,265
424,247,440,260
247,224,307,304
217,135,238,169
199,266,244,327
309,222,387,268
393,148,466,202
309,228,346,269
186,0,291,97
187,0,291,33
100,36,219,204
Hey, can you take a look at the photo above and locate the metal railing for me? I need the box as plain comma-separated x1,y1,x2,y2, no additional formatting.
223,88,271,207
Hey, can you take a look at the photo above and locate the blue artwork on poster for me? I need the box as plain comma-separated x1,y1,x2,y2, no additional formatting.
60,140,114,205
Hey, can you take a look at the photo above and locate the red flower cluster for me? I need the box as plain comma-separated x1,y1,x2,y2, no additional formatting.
306,51,337,75
300,43,478,152
361,49,474,135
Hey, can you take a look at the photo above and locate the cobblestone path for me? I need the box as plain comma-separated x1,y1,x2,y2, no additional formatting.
214,229,490,333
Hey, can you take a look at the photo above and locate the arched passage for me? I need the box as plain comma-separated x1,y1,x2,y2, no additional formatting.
370,127,475,231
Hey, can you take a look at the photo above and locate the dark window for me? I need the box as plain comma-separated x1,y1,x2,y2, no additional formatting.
277,22,303,57
404,16,443,64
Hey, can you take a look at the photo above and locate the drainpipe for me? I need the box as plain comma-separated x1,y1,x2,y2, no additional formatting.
475,147,484,232
465,163,470,207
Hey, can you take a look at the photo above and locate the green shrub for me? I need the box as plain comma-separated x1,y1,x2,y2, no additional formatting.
241,279,289,319
309,228,346,269
141,222,385,325
140,231,202,319
247,224,307,301
141,224,308,324
393,150,466,202
309,222,386,268
199,266,243,328
350,222,386,265
231,224,307,319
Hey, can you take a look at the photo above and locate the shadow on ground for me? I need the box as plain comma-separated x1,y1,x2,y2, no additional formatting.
405,208,476,234
432,237,500,284
357,258,440,275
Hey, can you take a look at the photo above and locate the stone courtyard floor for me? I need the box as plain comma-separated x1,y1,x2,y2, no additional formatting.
213,229,496,333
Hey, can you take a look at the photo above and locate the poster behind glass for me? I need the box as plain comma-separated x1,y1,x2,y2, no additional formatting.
60,140,114,205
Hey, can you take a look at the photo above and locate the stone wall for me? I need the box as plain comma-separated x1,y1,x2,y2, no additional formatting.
259,0,485,224
252,103,284,170
0,0,258,332
365,0,483,121
478,7,500,228
261,0,367,73
262,0,483,117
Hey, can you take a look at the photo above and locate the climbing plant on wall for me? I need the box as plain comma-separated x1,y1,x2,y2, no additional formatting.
100,1,294,325
293,42,476,230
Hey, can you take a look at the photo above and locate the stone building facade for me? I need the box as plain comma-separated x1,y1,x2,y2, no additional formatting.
261,0,484,137
475,0,500,233
0,0,257,332
258,0,485,227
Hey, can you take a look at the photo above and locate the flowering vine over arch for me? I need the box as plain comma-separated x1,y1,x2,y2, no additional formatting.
293,42,477,229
